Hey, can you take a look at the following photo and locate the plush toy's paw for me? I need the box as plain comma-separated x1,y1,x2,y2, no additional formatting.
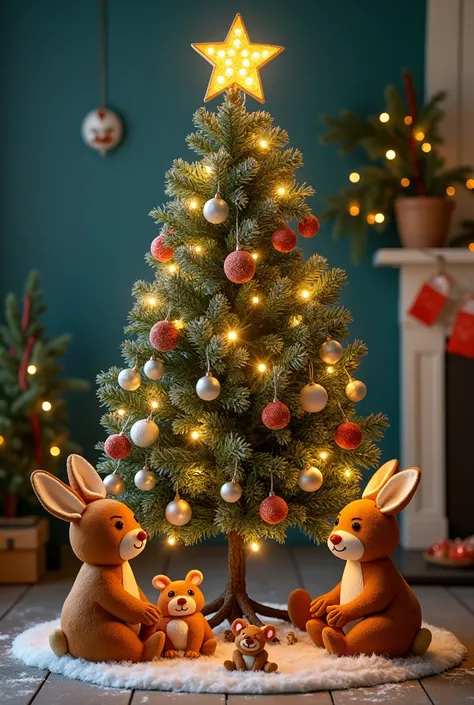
185,650,200,659
412,628,432,656
326,604,350,628
201,638,217,656
322,627,347,656
287,588,311,631
49,629,68,657
264,662,278,673
223,660,236,671
310,596,331,618
163,649,179,659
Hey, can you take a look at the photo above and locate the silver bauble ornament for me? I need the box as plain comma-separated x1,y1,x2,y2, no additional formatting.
196,372,221,401
298,466,323,492
220,480,243,503
165,497,192,526
345,379,367,402
103,472,125,496
320,339,344,364
203,193,229,224
144,358,165,380
118,368,141,391
130,419,159,448
300,382,328,413
134,467,157,491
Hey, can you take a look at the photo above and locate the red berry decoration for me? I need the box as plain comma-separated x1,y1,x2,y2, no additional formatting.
298,214,320,238
335,421,363,450
149,320,179,352
104,433,131,460
272,226,297,252
259,493,289,525
261,400,291,430
224,250,256,284
151,234,174,262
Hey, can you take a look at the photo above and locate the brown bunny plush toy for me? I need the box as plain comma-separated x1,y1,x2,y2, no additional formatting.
152,570,217,658
224,619,278,672
288,460,432,658
31,454,165,662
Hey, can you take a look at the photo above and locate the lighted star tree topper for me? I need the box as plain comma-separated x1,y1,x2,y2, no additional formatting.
192,13,284,103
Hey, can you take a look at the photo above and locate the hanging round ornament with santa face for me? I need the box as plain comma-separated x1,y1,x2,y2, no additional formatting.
81,108,123,156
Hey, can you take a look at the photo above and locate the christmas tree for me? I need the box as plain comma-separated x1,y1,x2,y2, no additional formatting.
0,271,89,517
96,15,387,627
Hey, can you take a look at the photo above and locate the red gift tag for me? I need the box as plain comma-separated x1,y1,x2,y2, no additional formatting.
447,296,474,359
408,273,452,326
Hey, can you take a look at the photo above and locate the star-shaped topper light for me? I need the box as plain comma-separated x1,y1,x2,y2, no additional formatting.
192,14,284,103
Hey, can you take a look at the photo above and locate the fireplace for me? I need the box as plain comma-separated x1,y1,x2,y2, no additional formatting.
375,248,474,549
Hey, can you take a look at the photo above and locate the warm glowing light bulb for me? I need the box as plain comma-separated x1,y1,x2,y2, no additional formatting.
326,366,334,374
421,142,432,153
251,252,259,260
241,49,248,57
194,245,202,254
0,436,4,446
290,315,303,327
469,243,474,252
189,200,198,210
234,28,242,36
151,401,159,410
41,401,52,411
233,38,241,48
227,330,237,341
379,112,390,123
257,363,267,373
415,130,425,141
259,139,269,149
168,264,177,273
252,296,260,304
204,165,213,174
207,46,214,55
349,205,360,216
50,446,60,457
27,364,37,375
251,51,260,60
262,49,269,58
466,179,474,189
319,451,328,460
345,469,352,478
147,296,157,306
386,149,396,160
217,75,225,84
238,68,247,77
191,431,200,440
245,77,254,86
404,115,413,125
367,214,376,225
242,58,250,68
374,213,385,224
401,178,410,187
117,409,125,416
300,290,310,300
173,319,185,330
217,49,225,58
276,186,286,196
446,186,456,196
349,172,360,183
167,537,176,546
225,68,234,77
250,542,260,552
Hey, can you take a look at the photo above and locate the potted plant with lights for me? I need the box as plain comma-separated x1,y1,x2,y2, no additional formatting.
0,271,88,582
321,71,474,260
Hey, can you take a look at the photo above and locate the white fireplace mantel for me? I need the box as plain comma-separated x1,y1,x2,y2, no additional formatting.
374,248,474,549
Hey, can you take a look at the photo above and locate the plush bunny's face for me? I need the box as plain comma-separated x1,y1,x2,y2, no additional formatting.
153,570,205,617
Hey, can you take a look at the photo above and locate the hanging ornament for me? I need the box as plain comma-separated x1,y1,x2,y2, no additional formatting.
81,2,123,156
298,215,320,238
300,361,328,412
203,191,229,224
320,339,344,364
262,366,291,430
335,421,363,450
271,226,297,253
151,234,174,262
196,355,221,401
220,460,243,503
104,433,131,460
166,492,192,526
345,378,367,402
149,320,179,352
298,466,323,492
144,357,165,380
223,214,255,284
260,474,288,524
103,471,125,496
130,418,159,448
118,368,141,391
134,465,157,491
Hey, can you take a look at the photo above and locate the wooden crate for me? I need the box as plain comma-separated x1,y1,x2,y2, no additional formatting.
0,516,49,583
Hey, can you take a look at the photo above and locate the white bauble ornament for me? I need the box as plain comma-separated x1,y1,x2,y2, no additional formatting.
103,472,125,496
165,497,192,526
134,467,157,491
300,382,328,413
298,466,323,492
130,419,159,448
345,379,367,402
220,480,243,503
196,372,221,401
144,358,165,380
81,108,123,156
118,368,141,391
203,193,229,224
320,339,344,364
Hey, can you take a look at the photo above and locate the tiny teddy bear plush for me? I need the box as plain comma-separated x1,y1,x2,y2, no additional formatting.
224,619,278,673
152,569,217,659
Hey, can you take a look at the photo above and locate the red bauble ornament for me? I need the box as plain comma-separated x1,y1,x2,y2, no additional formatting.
149,320,179,352
335,421,363,450
259,493,289,525
272,226,297,252
151,234,174,262
261,400,291,430
298,215,320,238
224,250,256,284
104,433,131,460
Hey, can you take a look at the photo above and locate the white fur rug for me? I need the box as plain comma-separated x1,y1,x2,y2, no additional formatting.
11,610,466,694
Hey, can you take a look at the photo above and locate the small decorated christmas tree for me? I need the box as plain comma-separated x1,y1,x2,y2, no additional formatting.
96,14,387,627
0,271,89,517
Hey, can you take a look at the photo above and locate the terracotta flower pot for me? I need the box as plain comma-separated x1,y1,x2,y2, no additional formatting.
394,196,455,248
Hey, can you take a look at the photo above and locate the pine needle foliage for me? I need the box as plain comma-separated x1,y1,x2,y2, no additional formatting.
97,89,387,547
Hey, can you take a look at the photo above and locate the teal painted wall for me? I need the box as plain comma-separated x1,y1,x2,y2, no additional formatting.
0,1,425,531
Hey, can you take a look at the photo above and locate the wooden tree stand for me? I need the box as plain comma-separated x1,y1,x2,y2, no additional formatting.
202,531,290,628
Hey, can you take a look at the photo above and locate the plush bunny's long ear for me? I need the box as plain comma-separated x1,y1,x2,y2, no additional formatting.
362,459,399,500
185,569,203,586
152,574,171,591
31,470,86,522
376,467,420,515
67,454,106,503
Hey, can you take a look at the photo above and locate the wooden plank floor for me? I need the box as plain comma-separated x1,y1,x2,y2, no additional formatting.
0,542,472,704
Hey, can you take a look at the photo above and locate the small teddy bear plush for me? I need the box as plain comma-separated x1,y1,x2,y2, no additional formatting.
224,619,278,673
